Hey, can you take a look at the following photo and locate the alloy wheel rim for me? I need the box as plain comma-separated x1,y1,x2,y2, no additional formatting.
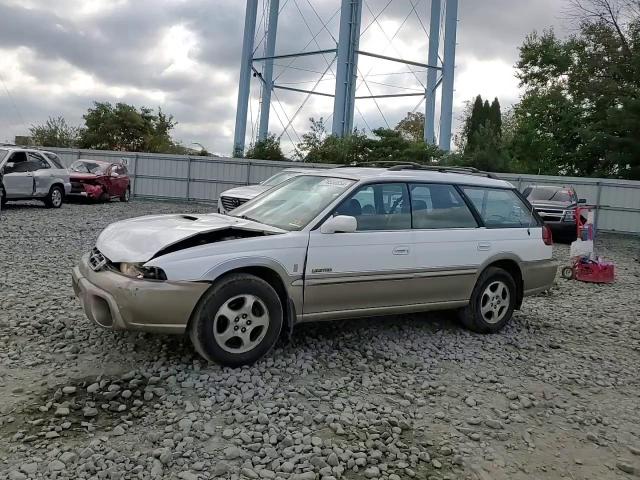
52,189,62,207
213,294,270,354
480,280,510,324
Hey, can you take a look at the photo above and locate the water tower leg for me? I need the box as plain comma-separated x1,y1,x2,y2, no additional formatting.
233,0,259,157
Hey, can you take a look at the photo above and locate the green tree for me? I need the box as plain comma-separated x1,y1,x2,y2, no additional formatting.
459,94,504,167
295,117,330,162
463,95,487,155
294,117,443,165
395,112,425,142
511,0,640,178
488,98,502,136
79,102,180,153
29,116,81,147
462,123,512,173
245,134,286,160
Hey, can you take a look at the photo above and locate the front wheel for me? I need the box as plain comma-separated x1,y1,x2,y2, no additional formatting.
44,185,64,208
119,187,131,203
189,274,283,367
1,187,7,206
458,267,516,333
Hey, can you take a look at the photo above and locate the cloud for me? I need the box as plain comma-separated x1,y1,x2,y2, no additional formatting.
0,0,566,154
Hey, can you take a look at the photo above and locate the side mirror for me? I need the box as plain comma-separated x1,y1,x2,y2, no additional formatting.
578,198,587,204
321,215,357,234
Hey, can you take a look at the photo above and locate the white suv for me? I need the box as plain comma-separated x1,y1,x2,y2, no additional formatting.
72,165,557,366
217,167,319,214
0,146,71,208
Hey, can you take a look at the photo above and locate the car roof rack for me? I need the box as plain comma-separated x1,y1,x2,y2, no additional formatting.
338,161,498,179
387,164,499,179
339,161,423,169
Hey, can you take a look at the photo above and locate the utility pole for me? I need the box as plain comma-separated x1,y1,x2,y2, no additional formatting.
233,0,259,157
332,0,363,137
258,0,280,142
424,0,441,145
438,0,458,151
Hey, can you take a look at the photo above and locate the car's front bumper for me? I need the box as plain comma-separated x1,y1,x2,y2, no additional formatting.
71,254,209,334
68,183,104,199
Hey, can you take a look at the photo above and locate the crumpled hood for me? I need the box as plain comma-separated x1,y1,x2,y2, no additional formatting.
531,200,573,209
96,213,285,263
70,172,102,181
220,184,270,200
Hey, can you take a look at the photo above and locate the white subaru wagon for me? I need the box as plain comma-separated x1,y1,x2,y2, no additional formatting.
72,166,557,366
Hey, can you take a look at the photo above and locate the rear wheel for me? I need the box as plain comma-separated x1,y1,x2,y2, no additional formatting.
189,274,283,367
459,267,516,333
44,185,64,208
120,187,131,202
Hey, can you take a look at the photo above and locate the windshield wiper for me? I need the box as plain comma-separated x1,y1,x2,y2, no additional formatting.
236,214,260,223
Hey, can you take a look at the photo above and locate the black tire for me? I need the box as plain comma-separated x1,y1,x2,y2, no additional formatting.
1,187,7,206
119,187,131,202
561,266,575,280
44,185,64,208
458,267,517,334
189,273,283,367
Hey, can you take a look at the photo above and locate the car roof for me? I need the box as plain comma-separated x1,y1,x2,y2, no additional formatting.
302,167,514,188
282,167,320,173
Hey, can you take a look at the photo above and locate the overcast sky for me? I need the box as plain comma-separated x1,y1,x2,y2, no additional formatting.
0,0,567,156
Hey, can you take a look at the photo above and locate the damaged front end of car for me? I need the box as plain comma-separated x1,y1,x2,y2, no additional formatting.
72,213,287,333
70,178,105,200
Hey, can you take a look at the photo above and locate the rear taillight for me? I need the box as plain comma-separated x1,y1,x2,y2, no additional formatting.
542,225,553,246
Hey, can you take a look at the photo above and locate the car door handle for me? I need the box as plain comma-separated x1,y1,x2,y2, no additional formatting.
392,246,410,255
477,242,491,251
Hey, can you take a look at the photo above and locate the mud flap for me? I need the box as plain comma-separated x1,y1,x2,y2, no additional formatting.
282,298,296,343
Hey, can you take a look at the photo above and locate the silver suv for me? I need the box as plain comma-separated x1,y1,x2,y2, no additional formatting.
0,146,71,208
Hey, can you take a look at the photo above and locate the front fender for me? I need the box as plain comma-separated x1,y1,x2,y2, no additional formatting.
202,256,304,320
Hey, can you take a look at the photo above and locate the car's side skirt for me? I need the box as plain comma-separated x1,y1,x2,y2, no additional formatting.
299,300,469,323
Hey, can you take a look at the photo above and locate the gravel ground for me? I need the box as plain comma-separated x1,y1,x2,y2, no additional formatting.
1,199,639,480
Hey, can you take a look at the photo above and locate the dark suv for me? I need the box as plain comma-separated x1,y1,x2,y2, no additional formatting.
523,185,586,241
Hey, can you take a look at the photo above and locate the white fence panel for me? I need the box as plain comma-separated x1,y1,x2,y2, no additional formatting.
46,148,640,234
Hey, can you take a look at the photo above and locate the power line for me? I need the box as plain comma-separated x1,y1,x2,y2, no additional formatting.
277,58,336,142
272,88,303,144
356,66,390,129
366,79,424,92
361,0,426,89
272,6,341,82
305,0,337,43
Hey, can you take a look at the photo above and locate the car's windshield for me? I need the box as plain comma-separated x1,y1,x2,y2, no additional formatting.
261,171,300,187
0,149,8,164
527,187,573,203
231,175,355,231
70,160,108,174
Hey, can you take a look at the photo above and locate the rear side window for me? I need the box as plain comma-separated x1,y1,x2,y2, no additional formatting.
463,187,536,228
28,152,51,171
409,184,478,229
44,152,64,169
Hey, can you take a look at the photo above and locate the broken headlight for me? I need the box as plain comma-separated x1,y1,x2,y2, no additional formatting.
118,263,167,280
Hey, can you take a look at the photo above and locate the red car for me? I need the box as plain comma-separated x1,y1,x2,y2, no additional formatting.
68,160,131,202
